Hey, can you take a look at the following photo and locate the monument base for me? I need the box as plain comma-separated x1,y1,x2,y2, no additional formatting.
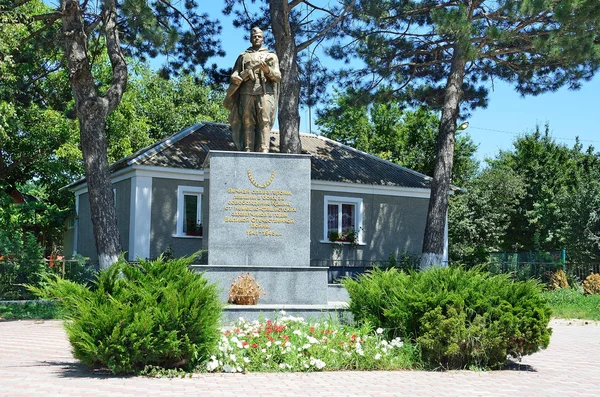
191,265,328,305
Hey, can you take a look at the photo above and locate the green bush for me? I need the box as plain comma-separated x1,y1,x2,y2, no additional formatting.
343,267,552,369
32,255,222,374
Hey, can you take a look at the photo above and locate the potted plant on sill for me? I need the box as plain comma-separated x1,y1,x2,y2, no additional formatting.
186,222,203,236
328,228,359,248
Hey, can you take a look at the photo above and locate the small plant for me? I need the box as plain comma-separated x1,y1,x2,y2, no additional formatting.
186,222,203,236
228,273,265,305
582,273,600,295
327,228,359,248
548,269,569,290
0,301,62,320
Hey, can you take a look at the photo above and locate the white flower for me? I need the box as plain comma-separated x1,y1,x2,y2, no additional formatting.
381,340,388,346
237,366,243,372
236,341,244,349
307,336,318,344
293,330,302,336
231,336,240,344
223,364,236,373
376,328,384,334
279,363,286,369
374,353,382,360
229,354,237,362
302,344,311,350
266,341,272,347
243,357,250,363
206,359,219,371
280,310,287,316
275,341,282,345
309,357,326,370
391,338,404,348
261,348,267,353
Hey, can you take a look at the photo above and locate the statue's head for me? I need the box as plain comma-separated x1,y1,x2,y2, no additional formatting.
250,27,264,49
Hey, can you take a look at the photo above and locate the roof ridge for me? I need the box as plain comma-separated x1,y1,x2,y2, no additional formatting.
311,134,433,181
127,122,205,166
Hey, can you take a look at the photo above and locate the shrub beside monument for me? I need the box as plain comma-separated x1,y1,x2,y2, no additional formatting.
344,267,552,369
33,255,221,374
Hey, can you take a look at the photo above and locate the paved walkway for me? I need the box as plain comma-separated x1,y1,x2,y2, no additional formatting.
1,319,599,396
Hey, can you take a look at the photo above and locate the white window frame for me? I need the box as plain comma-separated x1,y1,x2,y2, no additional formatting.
174,186,204,238
322,195,364,245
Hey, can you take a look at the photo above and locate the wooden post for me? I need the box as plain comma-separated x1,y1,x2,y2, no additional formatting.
62,259,66,279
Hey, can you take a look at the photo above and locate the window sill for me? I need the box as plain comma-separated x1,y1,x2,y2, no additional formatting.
319,240,366,246
172,234,203,239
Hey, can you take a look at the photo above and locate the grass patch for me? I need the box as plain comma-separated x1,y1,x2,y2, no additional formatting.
544,289,600,320
0,301,62,320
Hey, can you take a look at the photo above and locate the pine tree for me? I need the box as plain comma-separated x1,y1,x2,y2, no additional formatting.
334,0,600,267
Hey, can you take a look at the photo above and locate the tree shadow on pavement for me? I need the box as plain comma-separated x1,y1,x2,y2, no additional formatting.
503,360,537,372
36,360,133,379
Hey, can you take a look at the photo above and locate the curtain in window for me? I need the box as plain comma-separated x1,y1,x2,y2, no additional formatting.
327,204,338,233
183,195,198,233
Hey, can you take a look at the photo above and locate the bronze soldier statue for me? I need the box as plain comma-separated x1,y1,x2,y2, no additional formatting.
224,27,281,152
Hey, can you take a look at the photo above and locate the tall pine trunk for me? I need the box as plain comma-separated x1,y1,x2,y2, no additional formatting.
269,1,302,154
62,0,125,269
420,44,467,269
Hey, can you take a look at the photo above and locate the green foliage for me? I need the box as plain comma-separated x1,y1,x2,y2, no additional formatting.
450,126,600,268
205,314,418,373
543,289,600,320
0,301,62,320
32,255,222,374
448,166,526,266
106,66,227,162
344,267,552,369
582,273,600,296
317,98,478,186
0,193,48,299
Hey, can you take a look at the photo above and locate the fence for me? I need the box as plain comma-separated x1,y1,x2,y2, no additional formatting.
310,258,420,284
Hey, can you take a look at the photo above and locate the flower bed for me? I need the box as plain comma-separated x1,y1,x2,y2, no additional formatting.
204,312,418,373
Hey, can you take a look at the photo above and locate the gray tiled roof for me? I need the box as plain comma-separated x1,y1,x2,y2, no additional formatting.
68,122,432,190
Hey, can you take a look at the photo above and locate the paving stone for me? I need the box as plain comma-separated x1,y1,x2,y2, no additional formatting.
1,319,599,396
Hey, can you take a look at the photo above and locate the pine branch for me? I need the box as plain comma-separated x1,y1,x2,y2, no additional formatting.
297,0,356,52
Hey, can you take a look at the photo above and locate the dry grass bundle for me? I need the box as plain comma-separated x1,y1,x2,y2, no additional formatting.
228,273,266,305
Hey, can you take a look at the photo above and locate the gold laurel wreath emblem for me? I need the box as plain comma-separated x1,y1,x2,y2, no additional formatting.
247,169,275,188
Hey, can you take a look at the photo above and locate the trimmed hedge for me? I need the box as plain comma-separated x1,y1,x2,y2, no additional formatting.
33,255,221,374
343,266,552,369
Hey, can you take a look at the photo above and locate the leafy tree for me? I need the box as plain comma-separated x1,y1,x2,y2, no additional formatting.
450,127,600,268
5,0,223,269
317,92,478,187
333,0,600,267
106,65,228,162
490,127,600,262
448,166,526,266
223,0,355,153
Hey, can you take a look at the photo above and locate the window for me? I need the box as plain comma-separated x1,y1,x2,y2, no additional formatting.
176,186,204,237
323,196,363,244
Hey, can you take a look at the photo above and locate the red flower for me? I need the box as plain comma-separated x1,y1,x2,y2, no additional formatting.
283,335,290,341
351,334,357,341
251,343,258,348
242,341,249,347
309,327,315,333
267,336,274,342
